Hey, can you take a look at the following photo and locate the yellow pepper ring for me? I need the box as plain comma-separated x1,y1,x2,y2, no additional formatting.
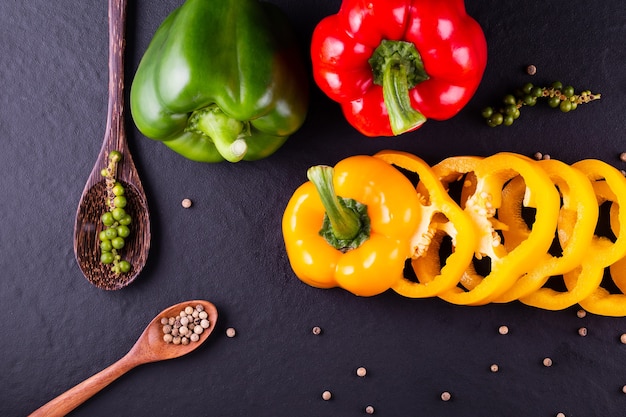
521,159,626,312
563,160,626,316
493,160,598,303
433,153,561,306
373,150,477,298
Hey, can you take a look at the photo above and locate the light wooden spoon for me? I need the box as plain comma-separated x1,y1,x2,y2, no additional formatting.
73,0,150,290
29,300,218,417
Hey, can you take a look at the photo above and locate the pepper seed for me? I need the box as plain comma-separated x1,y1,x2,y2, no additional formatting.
226,327,237,338
576,309,587,318
490,364,499,373
356,367,367,377
440,391,451,401
578,327,588,337
312,326,322,335
498,325,509,335
321,390,332,401
365,405,375,414
556,413,566,417
543,357,553,367
526,64,537,75
620,333,626,344
181,198,193,208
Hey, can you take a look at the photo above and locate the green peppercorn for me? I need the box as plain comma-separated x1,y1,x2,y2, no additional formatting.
560,100,572,113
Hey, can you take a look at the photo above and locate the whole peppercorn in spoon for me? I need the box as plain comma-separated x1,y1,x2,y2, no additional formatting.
28,300,218,417
73,0,150,289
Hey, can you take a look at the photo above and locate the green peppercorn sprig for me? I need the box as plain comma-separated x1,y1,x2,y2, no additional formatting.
482,81,601,127
99,150,132,275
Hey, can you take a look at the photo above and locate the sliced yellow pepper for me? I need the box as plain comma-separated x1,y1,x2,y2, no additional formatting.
373,150,477,298
431,153,561,306
493,159,598,303
282,155,423,296
559,159,626,316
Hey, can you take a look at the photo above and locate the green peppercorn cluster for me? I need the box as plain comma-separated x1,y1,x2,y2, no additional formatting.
99,150,132,274
482,81,601,127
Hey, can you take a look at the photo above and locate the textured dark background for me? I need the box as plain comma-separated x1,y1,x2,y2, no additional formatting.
2,0,626,416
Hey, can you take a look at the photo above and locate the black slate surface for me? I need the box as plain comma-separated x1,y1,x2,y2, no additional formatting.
2,0,626,416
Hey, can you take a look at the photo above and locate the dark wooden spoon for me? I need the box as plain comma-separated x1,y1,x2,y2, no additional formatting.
28,300,218,417
73,0,150,290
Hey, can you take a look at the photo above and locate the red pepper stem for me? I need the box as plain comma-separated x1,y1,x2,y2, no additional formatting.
187,104,250,162
369,40,428,135
307,165,362,241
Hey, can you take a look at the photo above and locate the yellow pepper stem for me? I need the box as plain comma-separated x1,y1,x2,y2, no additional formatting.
307,165,370,250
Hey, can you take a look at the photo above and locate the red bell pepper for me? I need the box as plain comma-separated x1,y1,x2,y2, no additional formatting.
311,0,487,137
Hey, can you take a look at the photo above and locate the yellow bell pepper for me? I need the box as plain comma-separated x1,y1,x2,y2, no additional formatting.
559,159,626,316
493,159,598,303
431,153,561,306
373,150,477,298
282,155,423,296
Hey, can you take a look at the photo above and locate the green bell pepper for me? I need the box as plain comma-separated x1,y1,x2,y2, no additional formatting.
130,0,309,163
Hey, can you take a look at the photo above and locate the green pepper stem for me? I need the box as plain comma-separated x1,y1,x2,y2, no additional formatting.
307,165,363,242
187,104,249,162
369,40,428,135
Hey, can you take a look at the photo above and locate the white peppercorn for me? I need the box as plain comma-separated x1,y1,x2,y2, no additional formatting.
356,367,367,377
161,305,208,345
365,405,375,414
321,390,332,401
199,311,208,320
181,198,193,208
441,391,451,401
226,327,236,337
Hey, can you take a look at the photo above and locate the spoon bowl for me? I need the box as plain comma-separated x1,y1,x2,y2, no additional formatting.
74,0,150,289
29,300,218,417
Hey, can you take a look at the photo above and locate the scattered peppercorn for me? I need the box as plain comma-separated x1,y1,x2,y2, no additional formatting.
481,81,600,127
526,65,537,76
556,413,566,417
490,364,499,373
356,367,367,377
312,326,322,335
440,391,451,401
533,152,543,160
543,357,553,367
182,198,193,208
498,325,509,335
577,309,587,318
622,385,626,394
578,327,588,337
620,333,626,344
226,327,237,338
365,405,375,414
322,390,332,401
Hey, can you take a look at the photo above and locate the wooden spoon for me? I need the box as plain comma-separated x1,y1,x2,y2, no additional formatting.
73,0,150,290
29,300,218,417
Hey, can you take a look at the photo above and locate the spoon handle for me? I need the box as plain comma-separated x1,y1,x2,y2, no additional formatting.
28,354,140,417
